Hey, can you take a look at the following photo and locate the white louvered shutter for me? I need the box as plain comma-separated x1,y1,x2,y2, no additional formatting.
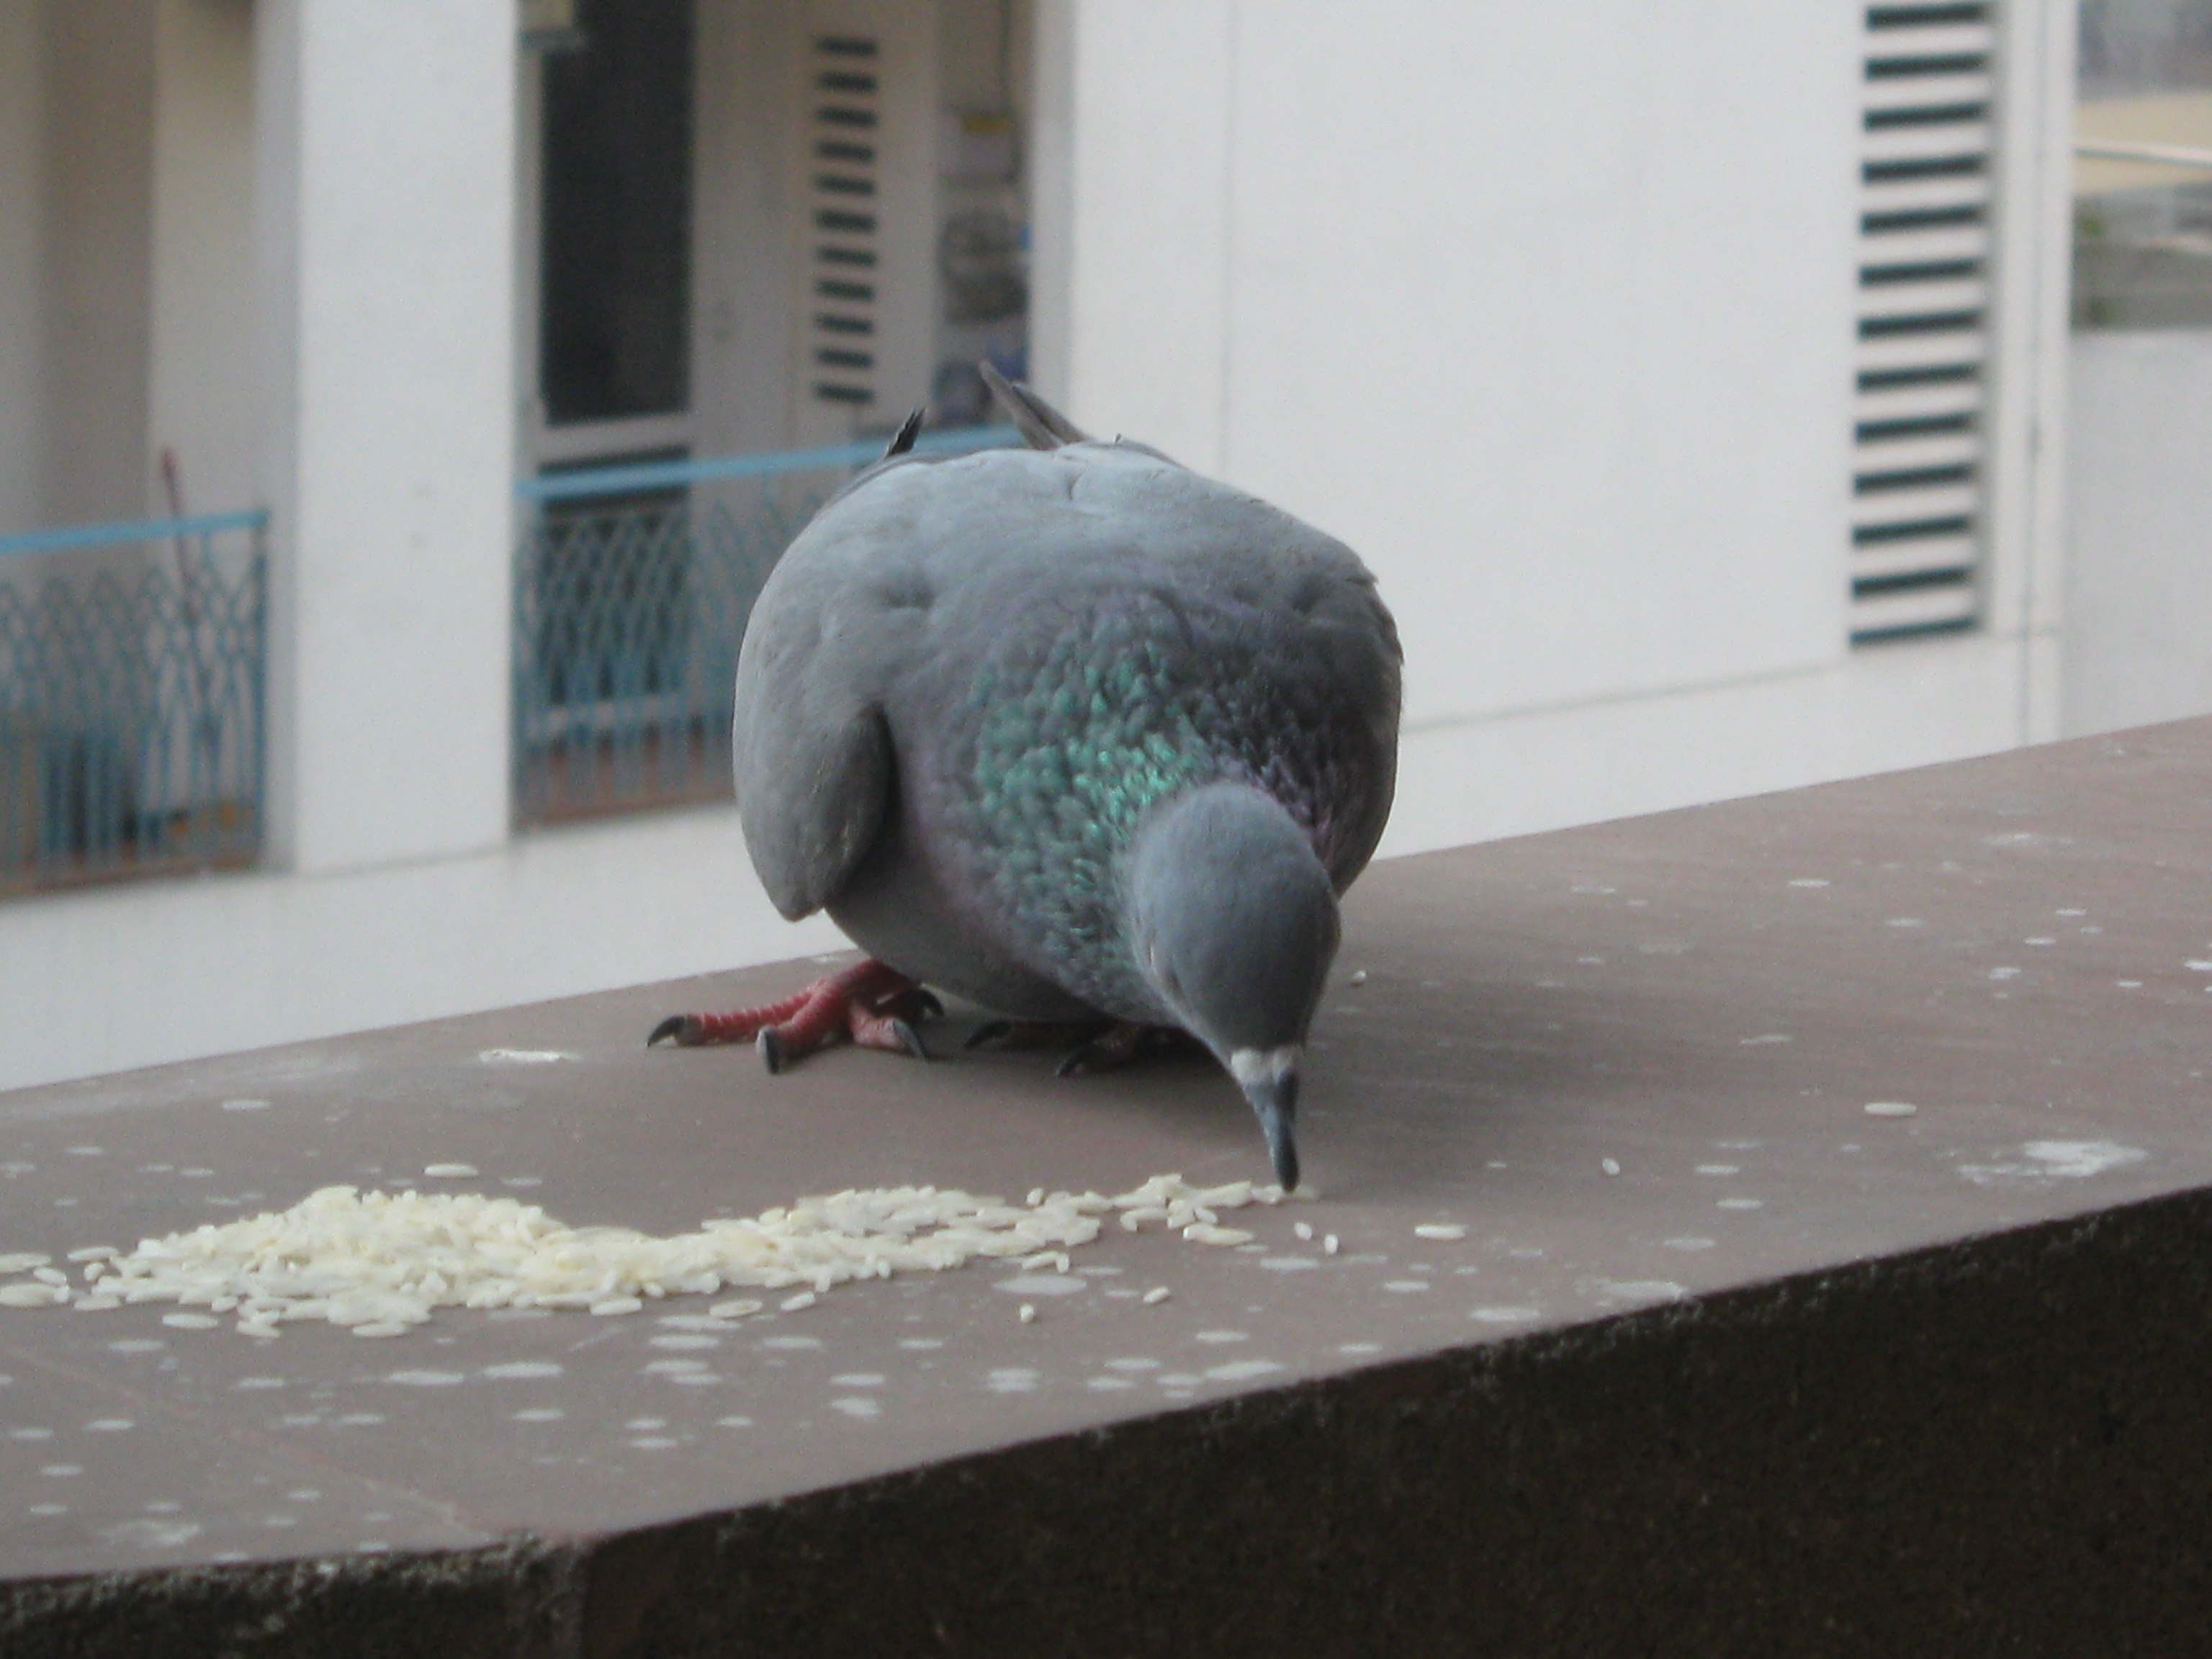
1851,3,1997,642
788,1,939,445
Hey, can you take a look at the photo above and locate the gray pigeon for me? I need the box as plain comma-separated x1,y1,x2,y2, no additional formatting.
651,372,1401,1189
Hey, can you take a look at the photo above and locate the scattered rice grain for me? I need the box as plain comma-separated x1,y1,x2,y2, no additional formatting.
1,1168,1295,1342
1183,1223,1254,1247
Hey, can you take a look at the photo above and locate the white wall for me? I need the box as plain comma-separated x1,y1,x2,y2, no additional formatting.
256,1,516,876
1029,0,2072,863
0,806,842,1092
2063,331,2212,737
1040,0,1863,737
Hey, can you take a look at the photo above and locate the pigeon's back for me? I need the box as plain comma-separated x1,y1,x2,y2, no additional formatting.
733,439,1401,1020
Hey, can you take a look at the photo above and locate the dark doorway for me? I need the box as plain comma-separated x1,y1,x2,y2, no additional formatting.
540,0,695,426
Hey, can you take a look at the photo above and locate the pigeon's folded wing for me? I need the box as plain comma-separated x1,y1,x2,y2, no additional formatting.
730,568,896,922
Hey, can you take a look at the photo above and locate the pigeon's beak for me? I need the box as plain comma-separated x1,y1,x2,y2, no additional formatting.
1229,1048,1300,1192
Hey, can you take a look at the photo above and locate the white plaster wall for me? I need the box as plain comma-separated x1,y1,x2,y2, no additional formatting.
0,3,45,534
1043,1,1862,737
1379,631,2036,860
1046,0,1232,471
1035,0,2066,854
2062,331,2212,738
149,0,258,518
256,1,516,875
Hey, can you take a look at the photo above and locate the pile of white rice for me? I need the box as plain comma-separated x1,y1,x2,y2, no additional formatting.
0,1172,1295,1340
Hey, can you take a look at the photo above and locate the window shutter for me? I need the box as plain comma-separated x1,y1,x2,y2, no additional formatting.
802,31,885,415
1851,3,1996,642
790,1,937,445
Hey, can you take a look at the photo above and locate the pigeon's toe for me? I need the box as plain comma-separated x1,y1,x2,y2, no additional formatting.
646,1014,697,1048
1056,1022,1180,1077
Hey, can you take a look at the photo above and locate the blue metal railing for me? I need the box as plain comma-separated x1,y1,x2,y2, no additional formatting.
512,425,1017,825
0,509,268,893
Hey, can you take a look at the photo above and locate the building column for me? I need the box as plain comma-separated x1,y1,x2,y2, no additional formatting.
1027,0,1234,475
255,0,516,875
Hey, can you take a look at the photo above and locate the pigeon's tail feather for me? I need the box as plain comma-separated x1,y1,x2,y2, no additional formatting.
979,361,1089,450
884,408,926,459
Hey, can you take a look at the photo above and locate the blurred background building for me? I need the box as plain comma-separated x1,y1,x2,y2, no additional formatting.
0,0,2202,1091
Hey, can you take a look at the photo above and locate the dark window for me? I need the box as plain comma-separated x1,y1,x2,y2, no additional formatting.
540,0,693,423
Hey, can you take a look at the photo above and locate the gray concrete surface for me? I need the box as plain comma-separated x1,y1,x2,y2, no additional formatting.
6,718,2212,1654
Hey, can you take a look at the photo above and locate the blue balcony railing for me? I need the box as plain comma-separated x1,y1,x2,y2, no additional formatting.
0,510,268,894
512,426,1018,826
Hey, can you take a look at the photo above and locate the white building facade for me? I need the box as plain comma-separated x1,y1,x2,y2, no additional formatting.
0,0,2166,1093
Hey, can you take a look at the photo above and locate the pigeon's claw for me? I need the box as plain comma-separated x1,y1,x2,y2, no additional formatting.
963,1019,1015,1051
1055,1022,1190,1077
849,1006,930,1063
756,1026,788,1076
649,960,938,1074
647,1014,701,1048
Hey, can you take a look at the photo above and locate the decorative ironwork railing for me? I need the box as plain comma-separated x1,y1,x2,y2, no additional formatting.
0,510,268,894
513,426,1018,826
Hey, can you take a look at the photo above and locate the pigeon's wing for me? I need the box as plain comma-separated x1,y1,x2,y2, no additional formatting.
1297,559,1402,890
731,534,905,923
882,408,926,457
979,362,1090,450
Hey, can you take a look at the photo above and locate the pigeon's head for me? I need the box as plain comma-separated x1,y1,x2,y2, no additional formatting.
1124,782,1339,1190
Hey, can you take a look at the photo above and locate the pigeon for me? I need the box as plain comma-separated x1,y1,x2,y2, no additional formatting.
651,369,1401,1189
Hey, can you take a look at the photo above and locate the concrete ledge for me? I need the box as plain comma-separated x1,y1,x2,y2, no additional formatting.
13,1192,2212,1657
7,718,2212,1654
